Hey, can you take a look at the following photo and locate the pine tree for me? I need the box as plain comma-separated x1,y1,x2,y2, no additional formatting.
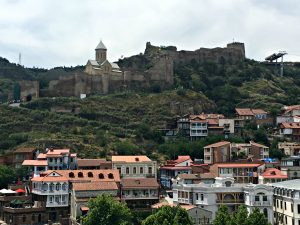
213,205,231,225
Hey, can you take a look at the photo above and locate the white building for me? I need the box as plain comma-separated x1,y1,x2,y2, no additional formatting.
112,155,157,178
272,179,300,225
172,177,273,224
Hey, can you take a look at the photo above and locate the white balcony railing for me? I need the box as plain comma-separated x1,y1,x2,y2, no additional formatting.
252,201,272,206
46,201,68,207
32,189,69,195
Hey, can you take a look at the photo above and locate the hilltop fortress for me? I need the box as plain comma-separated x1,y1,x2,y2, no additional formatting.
30,41,245,98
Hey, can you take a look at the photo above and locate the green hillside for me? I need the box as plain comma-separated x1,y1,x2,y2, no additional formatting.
1,55,300,159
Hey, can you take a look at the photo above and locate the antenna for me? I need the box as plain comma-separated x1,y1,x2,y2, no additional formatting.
18,53,22,65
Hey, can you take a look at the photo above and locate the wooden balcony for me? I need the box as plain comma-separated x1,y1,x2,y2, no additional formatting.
3,206,46,213
0,195,31,202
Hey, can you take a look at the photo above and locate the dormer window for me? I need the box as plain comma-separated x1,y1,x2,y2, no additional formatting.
69,172,75,178
135,157,139,162
78,172,84,178
99,173,104,179
108,173,114,179
88,172,93,178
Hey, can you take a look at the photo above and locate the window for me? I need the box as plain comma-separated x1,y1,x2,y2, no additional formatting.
140,167,143,174
55,196,60,203
50,158,53,162
62,183,67,191
49,196,53,203
42,183,48,191
56,183,61,191
292,203,294,213
148,167,152,174
62,195,66,203
99,173,104,179
88,172,93,178
133,167,137,174
196,193,198,200
126,167,129,174
50,183,54,192
297,204,300,214
23,215,26,222
263,196,268,201
201,194,204,201
255,196,260,201
78,172,83,178
285,202,287,210
69,172,74,178
280,201,283,209
108,173,114,179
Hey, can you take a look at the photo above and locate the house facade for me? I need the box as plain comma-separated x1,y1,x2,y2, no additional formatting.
111,155,157,179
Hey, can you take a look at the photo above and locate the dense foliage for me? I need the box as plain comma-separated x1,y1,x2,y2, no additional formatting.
142,205,193,225
213,205,270,225
82,195,133,225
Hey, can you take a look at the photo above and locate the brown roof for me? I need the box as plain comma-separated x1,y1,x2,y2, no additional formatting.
204,141,231,148
112,155,152,163
39,169,120,182
22,160,48,166
250,141,268,148
281,122,300,129
261,168,288,179
189,114,224,120
199,172,216,179
77,159,109,167
121,178,159,189
177,174,200,180
252,109,267,115
14,147,36,153
235,108,254,116
72,181,118,191
37,153,47,159
151,201,196,211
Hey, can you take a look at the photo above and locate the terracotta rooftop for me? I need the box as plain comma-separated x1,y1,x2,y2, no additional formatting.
112,155,152,163
281,122,300,129
204,141,231,148
160,166,192,170
38,169,120,182
121,178,159,189
22,160,48,166
72,181,118,191
77,159,109,167
250,141,268,148
14,147,37,153
151,201,196,211
236,108,254,116
37,153,47,159
189,114,224,120
252,109,267,115
261,168,288,179
283,105,300,114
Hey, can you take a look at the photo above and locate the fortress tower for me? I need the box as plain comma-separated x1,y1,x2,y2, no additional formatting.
95,40,107,64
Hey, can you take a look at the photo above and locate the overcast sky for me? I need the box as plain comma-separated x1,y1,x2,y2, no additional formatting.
0,0,300,68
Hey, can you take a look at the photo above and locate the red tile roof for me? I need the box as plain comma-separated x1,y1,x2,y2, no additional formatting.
236,108,254,116
250,141,268,148
112,155,151,163
160,166,192,170
252,109,267,115
121,178,159,189
22,160,48,166
204,141,231,148
281,122,300,129
77,159,109,167
261,168,288,179
73,181,118,191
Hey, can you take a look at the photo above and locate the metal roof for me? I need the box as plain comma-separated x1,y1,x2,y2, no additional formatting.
272,179,300,190
95,40,107,50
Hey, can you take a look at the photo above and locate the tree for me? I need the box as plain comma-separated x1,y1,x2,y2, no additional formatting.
82,195,133,225
0,165,16,188
142,206,193,225
232,205,248,225
246,208,270,225
213,205,231,225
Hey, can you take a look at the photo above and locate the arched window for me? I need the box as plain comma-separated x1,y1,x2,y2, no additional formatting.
225,181,232,187
133,167,137,174
126,167,129,174
140,167,143,174
62,183,67,191
69,172,75,178
108,173,114,179
42,183,48,191
78,172,83,178
49,183,54,192
99,173,104,179
56,183,61,191
148,167,152,174
88,172,93,178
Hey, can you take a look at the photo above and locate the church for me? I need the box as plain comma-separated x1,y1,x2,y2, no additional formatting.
85,40,122,76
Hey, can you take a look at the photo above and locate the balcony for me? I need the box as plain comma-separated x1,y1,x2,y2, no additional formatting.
216,199,244,204
177,198,192,204
121,194,159,200
251,201,272,206
46,201,68,207
0,195,31,202
3,206,46,213
32,189,68,195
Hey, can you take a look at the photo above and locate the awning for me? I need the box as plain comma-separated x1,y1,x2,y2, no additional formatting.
80,206,89,211
0,189,16,194
15,189,26,193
